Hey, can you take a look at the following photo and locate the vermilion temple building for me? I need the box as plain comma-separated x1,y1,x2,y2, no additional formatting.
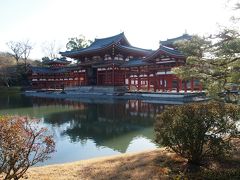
29,33,202,92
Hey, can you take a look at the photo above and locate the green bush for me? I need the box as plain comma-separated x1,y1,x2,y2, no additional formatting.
155,101,240,165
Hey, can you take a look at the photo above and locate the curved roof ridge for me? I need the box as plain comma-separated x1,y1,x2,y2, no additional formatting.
91,32,126,47
144,45,185,61
115,44,153,56
160,33,192,46
60,32,131,57
94,32,125,41
122,44,153,52
43,58,71,65
159,45,183,55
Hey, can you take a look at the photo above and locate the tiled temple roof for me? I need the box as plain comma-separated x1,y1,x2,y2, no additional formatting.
31,66,78,74
60,33,153,58
115,45,153,56
92,32,130,47
60,33,129,57
43,58,71,65
145,45,184,61
160,33,192,47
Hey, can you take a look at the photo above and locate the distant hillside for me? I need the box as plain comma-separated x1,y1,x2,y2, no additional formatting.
0,52,42,87
0,52,16,67
0,52,41,67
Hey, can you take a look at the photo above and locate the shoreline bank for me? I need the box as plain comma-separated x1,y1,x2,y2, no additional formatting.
25,89,206,104
23,139,240,180
25,148,177,180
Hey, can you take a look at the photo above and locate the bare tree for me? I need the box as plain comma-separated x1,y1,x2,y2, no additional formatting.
6,41,24,64
41,40,62,59
22,40,33,72
6,40,33,75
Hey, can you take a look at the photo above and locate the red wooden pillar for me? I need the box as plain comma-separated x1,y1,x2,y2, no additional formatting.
65,74,67,88
112,65,115,86
191,78,194,92
147,73,150,91
84,71,87,85
184,80,187,92
176,78,180,93
168,75,173,92
69,74,71,87
146,66,150,91
156,75,159,92
54,74,56,89
128,68,131,90
69,78,71,87
158,76,161,92
165,75,169,91
128,77,131,90
160,77,163,92
162,77,165,92
166,75,170,91
179,79,182,92
105,69,107,85
116,67,118,85
137,67,141,91
154,73,157,92
123,68,126,86
124,68,126,86
97,68,99,85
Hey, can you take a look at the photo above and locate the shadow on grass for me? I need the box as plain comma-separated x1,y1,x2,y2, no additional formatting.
76,147,240,180
76,150,186,180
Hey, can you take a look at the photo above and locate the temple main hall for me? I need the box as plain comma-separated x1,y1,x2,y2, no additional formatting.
29,33,202,92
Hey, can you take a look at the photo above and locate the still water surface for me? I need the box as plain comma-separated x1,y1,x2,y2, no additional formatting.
0,93,172,165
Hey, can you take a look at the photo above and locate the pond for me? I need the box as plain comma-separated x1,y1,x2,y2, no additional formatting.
0,92,174,166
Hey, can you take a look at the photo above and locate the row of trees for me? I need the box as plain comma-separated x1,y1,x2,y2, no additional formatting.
6,35,91,64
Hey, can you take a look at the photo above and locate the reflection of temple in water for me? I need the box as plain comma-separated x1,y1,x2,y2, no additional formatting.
31,97,166,120
126,100,165,118
31,97,86,110
31,97,166,152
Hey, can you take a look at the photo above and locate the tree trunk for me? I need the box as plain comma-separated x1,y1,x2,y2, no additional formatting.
24,58,27,73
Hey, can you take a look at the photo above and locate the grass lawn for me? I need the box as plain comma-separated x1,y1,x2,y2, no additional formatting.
22,138,240,180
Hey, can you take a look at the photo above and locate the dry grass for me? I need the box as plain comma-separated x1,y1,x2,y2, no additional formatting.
18,138,240,180
23,148,185,180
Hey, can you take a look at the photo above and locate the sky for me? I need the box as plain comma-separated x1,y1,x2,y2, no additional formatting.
0,0,238,60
